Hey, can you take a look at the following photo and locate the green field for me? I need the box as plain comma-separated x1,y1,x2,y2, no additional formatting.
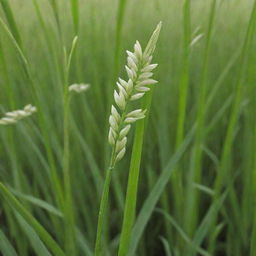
0,0,255,255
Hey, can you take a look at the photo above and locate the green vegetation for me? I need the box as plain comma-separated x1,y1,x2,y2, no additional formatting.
0,0,255,255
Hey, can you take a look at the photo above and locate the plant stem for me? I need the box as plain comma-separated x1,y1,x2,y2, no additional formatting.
117,99,147,256
63,37,78,256
0,0,22,48
184,0,217,240
173,0,191,222
94,153,115,256
63,90,76,255
251,153,256,256
208,1,256,253
113,0,128,80
250,56,256,256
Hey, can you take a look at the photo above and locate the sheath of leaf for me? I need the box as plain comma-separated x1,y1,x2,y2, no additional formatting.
108,22,162,164
0,104,37,125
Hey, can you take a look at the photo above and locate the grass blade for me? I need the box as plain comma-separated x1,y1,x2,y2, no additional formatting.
0,0,22,47
156,209,210,256
117,23,162,256
70,0,79,34
0,230,18,256
117,93,150,256
113,0,128,80
128,127,194,256
9,187,63,217
0,183,66,256
15,213,52,256
172,0,191,218
208,1,256,253
184,0,217,237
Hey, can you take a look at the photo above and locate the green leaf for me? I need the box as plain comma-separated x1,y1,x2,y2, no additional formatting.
0,230,18,256
9,187,63,217
0,183,66,256
0,0,22,47
159,237,172,256
156,209,210,256
128,128,194,256
70,0,79,34
76,229,93,256
15,213,52,256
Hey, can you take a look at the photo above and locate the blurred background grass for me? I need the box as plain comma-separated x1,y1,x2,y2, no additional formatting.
0,0,256,255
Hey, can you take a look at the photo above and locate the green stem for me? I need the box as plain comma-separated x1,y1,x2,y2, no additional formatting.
184,0,217,240
251,159,256,256
63,92,76,255
62,37,78,256
0,0,22,48
172,0,191,223
70,0,79,34
250,76,256,256
94,153,115,256
118,91,152,256
117,119,145,256
208,1,256,254
113,0,128,80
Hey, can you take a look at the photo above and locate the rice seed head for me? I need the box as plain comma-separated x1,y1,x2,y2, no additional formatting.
127,56,138,71
130,93,145,101
108,22,162,163
119,125,131,139
126,109,146,118
111,105,121,122
114,90,126,110
144,21,162,58
69,83,90,93
134,41,143,59
141,64,158,72
115,137,127,153
115,148,126,163
138,72,153,80
108,128,116,146
136,79,158,87
0,104,37,125
124,109,146,124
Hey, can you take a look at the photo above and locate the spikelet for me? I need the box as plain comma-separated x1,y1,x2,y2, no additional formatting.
69,83,90,93
0,104,37,125
108,22,162,164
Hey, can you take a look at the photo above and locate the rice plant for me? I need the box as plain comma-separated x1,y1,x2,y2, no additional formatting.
0,104,36,125
94,22,161,256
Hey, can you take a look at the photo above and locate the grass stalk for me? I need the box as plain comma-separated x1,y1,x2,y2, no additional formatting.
0,0,22,48
172,0,191,220
250,53,256,256
184,0,217,239
48,0,62,42
70,0,79,35
113,0,128,80
62,36,78,256
95,22,161,255
94,154,115,256
209,1,256,253
251,151,256,255
117,92,152,256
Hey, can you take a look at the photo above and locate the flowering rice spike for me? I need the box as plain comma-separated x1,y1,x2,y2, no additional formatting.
108,22,162,163
69,83,90,93
0,104,37,125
